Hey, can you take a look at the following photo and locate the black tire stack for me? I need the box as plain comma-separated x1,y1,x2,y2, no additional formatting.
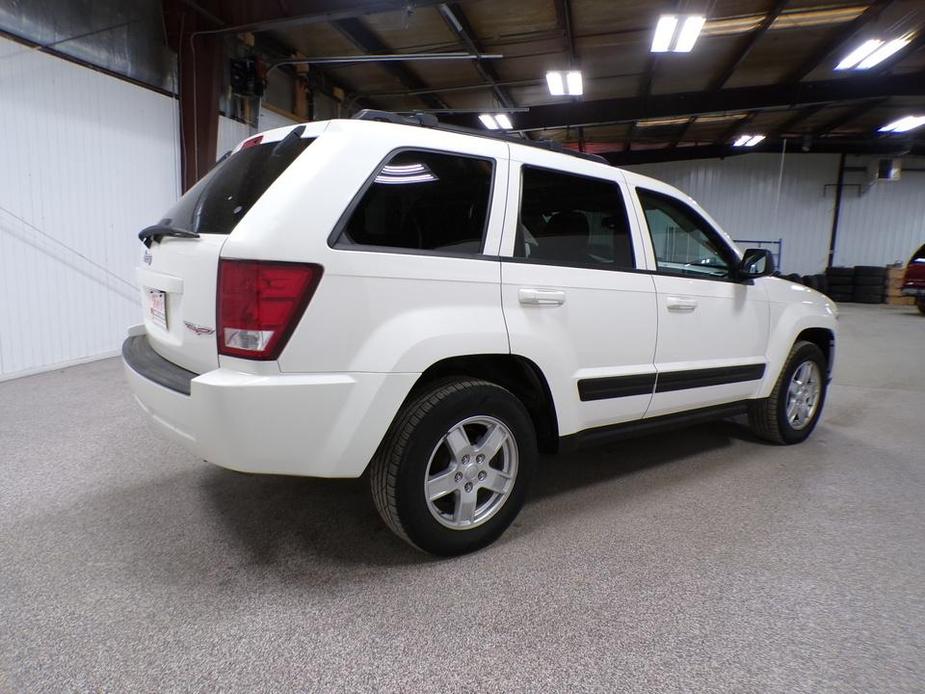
824,267,854,302
852,266,886,304
801,274,828,293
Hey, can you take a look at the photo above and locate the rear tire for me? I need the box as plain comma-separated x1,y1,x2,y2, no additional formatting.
917,298,925,315
369,378,536,556
748,341,828,445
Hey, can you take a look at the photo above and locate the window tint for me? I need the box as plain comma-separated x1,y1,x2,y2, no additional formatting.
637,189,732,279
160,132,313,236
516,167,635,269
338,150,493,254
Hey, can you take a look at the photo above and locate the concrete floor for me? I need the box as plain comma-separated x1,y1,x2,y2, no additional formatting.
1,304,923,692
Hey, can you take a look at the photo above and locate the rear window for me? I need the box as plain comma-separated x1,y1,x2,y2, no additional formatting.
158,132,313,235
912,244,925,263
335,149,494,255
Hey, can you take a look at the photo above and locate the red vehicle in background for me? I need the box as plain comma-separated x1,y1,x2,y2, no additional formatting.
902,243,925,314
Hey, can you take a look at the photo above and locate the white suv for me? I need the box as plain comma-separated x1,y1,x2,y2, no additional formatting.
124,111,837,555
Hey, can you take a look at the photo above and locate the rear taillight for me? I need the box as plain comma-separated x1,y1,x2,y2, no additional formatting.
217,259,323,360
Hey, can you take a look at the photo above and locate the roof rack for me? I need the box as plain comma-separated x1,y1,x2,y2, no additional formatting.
351,109,609,165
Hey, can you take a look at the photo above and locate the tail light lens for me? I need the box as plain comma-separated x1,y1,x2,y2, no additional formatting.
217,259,323,360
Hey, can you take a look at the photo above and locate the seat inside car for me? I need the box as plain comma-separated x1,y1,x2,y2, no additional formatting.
532,211,591,262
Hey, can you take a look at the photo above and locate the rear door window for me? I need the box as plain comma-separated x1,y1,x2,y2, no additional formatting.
515,166,635,270
335,150,494,255
159,131,313,235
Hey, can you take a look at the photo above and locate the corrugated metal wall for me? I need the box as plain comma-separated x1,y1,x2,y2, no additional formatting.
217,115,253,159
629,153,840,275
0,35,180,379
628,152,925,275
836,156,925,267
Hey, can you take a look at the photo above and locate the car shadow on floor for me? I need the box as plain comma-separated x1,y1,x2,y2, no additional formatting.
195,418,759,570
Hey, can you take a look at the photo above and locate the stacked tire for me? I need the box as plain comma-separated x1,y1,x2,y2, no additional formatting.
824,267,854,302
852,266,886,304
801,274,828,294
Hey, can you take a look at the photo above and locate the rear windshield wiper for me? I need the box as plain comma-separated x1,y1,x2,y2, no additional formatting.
138,224,200,248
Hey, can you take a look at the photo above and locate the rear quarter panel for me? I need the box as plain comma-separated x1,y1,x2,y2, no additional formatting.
221,120,512,375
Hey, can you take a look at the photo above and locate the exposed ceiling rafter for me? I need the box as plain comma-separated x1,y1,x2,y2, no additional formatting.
437,3,514,109
709,0,788,91
332,17,447,110
445,71,923,132
782,0,895,82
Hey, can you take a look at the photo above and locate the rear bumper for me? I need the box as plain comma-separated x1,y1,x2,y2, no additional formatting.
122,334,417,478
901,286,925,298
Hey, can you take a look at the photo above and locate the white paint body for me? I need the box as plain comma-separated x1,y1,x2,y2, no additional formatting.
124,119,838,478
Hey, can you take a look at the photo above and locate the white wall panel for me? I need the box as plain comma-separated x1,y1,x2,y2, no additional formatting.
258,105,300,132
835,157,925,267
628,153,840,275
217,115,253,159
0,35,181,378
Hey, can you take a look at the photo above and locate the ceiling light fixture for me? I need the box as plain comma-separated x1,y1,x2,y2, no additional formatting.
856,36,911,68
835,35,912,70
835,39,883,69
674,16,707,52
733,134,765,147
479,113,514,130
545,70,583,96
879,115,925,133
651,14,706,53
651,15,678,52
494,113,513,129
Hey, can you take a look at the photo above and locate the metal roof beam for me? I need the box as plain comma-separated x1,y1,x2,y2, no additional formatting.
604,138,924,165
553,0,577,63
332,17,447,110
709,0,788,91
444,71,923,131
437,3,514,109
782,0,895,83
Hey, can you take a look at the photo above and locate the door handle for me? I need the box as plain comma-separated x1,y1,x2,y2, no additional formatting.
518,287,566,306
666,296,698,312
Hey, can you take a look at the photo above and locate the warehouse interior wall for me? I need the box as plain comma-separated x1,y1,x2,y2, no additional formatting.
2,29,922,379
629,153,925,275
0,34,181,380
837,156,925,269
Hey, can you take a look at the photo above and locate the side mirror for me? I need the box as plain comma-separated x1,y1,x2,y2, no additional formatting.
738,248,775,279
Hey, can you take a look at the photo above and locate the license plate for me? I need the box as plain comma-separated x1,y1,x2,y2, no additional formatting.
146,288,168,330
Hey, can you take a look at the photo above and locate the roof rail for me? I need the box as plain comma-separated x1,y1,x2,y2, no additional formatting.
350,109,609,165
352,109,439,128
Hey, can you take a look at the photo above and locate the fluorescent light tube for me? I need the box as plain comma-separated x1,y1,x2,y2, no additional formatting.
734,135,751,146
494,113,513,129
835,39,883,70
566,71,583,95
546,71,565,96
879,115,925,133
652,15,678,52
479,114,499,130
745,135,765,146
674,15,705,52
856,37,910,69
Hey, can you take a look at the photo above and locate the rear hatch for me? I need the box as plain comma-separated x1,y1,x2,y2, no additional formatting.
137,126,314,374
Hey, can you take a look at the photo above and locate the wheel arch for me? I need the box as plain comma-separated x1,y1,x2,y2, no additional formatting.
404,354,560,453
795,327,835,379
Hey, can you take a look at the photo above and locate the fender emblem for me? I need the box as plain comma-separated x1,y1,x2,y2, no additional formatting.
184,321,215,336
143,251,152,265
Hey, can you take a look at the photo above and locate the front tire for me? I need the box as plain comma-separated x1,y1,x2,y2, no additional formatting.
370,378,537,556
748,341,828,445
